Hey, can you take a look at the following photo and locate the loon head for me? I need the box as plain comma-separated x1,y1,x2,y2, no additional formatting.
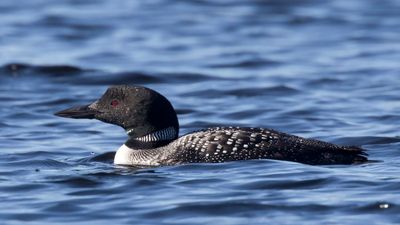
55,85,179,148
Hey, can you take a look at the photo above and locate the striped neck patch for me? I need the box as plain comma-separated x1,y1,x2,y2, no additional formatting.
127,126,177,142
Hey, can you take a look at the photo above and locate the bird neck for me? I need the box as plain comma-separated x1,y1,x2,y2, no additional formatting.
125,126,178,149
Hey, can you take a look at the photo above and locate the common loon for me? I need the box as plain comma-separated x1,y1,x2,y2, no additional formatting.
55,85,367,166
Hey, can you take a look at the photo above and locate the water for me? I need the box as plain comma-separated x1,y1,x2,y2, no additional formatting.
1,0,400,224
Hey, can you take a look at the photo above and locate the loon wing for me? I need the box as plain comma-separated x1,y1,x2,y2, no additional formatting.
174,127,367,165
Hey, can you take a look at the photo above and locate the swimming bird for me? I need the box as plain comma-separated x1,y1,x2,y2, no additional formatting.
55,85,368,166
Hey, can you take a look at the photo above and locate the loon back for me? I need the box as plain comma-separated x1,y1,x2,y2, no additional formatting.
168,127,367,165
55,85,368,166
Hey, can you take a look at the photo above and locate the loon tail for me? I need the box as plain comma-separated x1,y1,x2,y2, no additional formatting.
342,145,368,164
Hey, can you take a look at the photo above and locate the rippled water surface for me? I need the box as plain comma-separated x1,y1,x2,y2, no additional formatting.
1,0,400,224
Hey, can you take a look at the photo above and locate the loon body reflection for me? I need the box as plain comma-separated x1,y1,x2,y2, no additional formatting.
55,85,368,166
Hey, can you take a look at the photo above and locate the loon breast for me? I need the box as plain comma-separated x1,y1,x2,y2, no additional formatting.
114,144,162,166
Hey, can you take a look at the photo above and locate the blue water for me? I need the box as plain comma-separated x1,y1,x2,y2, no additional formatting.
1,0,400,224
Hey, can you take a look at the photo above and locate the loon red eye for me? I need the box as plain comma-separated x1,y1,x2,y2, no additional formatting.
111,100,119,107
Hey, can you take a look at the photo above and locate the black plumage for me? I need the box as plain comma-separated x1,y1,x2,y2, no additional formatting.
169,127,367,165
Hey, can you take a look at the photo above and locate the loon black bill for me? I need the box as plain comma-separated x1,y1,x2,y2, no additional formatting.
55,104,96,119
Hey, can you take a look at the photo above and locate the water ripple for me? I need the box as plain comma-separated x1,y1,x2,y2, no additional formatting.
1,0,399,224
